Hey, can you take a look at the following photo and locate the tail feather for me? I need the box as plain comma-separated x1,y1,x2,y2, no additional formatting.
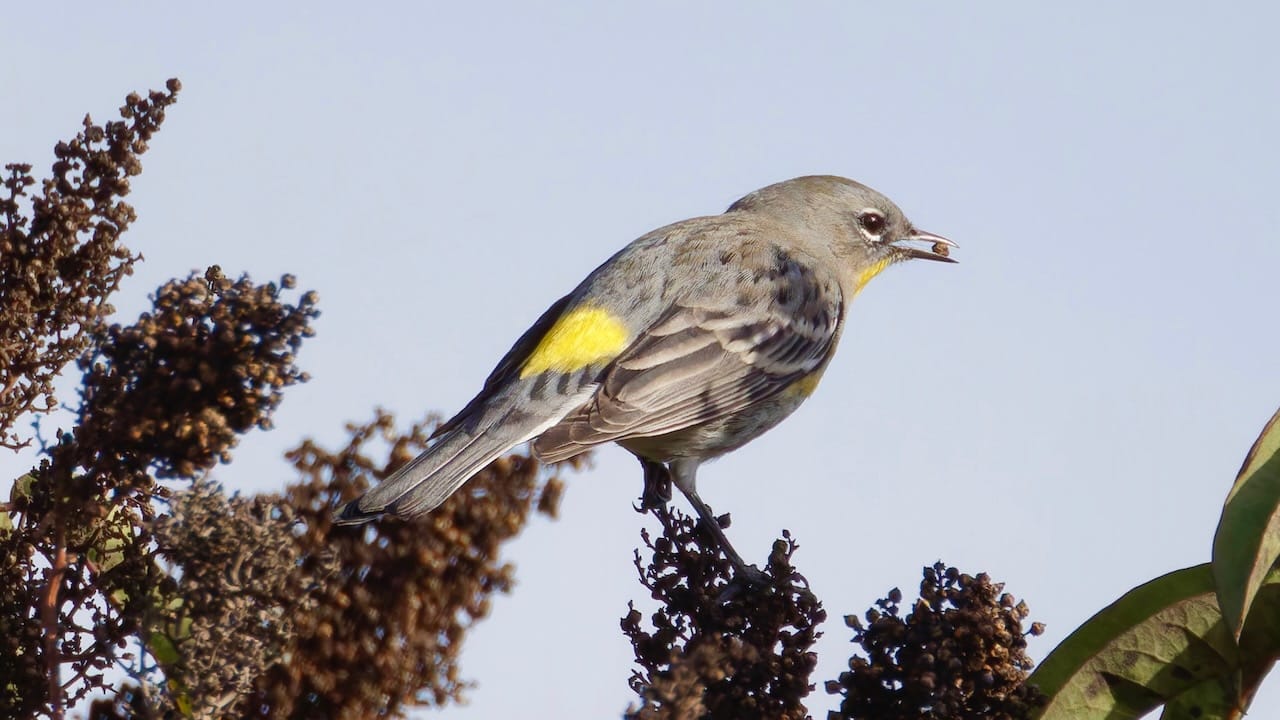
333,427,512,524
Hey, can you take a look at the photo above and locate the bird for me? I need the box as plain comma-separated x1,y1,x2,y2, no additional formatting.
334,175,954,581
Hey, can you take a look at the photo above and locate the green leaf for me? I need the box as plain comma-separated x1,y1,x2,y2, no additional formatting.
1213,407,1280,640
163,602,192,645
85,504,133,575
148,630,181,666
1031,564,1238,720
154,637,195,718
9,472,35,503
1234,407,1280,485
1235,569,1280,707
1161,570,1280,718
1157,677,1242,720
173,689,192,717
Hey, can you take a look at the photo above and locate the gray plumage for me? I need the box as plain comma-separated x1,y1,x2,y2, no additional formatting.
333,175,954,579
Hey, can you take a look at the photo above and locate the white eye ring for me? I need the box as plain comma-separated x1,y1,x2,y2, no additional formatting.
857,209,886,238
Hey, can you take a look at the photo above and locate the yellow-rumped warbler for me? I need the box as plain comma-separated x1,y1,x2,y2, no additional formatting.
335,175,954,580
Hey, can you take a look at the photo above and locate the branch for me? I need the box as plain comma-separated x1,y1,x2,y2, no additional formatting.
41,521,68,720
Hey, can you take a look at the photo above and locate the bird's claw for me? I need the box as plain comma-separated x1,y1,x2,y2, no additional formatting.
637,458,673,511
718,563,771,601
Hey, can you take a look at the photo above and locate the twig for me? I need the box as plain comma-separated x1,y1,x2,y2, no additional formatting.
41,520,68,720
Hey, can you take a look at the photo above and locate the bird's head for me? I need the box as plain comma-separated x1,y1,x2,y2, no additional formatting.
728,175,956,294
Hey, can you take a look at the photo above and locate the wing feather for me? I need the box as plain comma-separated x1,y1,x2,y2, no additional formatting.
533,251,842,459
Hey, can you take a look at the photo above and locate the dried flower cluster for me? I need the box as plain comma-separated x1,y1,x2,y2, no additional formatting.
240,410,567,718
827,562,1045,720
0,80,178,451
154,481,335,717
623,508,826,720
85,410,568,720
77,266,318,484
0,80,326,719
2,264,319,717
0,515,44,715
87,480,335,719
2,81,184,718
5,81,571,718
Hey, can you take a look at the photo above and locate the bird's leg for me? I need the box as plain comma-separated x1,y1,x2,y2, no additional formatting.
634,455,672,511
668,459,768,586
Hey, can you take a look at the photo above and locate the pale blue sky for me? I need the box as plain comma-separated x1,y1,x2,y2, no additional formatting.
5,3,1280,717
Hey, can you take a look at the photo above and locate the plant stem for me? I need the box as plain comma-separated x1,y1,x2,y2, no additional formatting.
42,521,67,720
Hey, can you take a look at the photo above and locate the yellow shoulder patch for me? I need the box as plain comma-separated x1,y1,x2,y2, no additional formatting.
853,257,893,296
520,305,630,378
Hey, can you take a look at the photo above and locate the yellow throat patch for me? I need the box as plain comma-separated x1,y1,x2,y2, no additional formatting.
854,258,892,296
520,306,630,378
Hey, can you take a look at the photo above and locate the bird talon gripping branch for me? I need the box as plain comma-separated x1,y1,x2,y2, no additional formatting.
334,176,953,580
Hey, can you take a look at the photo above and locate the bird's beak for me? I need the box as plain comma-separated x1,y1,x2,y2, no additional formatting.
893,229,957,263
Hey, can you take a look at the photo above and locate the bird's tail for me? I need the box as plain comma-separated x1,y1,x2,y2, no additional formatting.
332,426,512,524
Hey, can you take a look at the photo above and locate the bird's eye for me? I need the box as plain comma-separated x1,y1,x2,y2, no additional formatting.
858,210,886,236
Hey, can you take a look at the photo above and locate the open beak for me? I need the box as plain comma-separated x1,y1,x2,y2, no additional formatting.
894,229,957,263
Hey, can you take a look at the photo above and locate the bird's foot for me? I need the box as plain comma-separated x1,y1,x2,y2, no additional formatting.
717,558,771,602
731,561,770,587
636,458,673,512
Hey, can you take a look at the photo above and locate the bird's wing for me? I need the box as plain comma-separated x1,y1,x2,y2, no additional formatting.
533,250,843,461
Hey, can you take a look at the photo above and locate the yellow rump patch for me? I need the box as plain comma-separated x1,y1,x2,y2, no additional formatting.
520,305,630,378
854,257,892,296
